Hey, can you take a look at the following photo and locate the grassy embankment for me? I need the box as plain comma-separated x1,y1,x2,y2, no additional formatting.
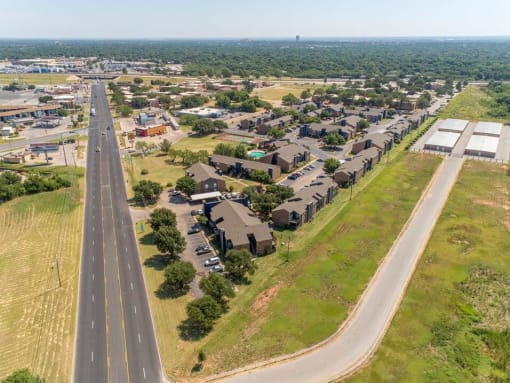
347,161,510,383
0,167,84,383
253,84,321,102
137,118,442,380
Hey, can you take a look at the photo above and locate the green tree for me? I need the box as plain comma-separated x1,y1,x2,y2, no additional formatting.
1,369,45,383
199,273,235,310
131,97,149,109
241,186,259,202
225,249,258,281
265,184,294,203
159,138,172,154
132,180,163,205
358,119,370,130
148,207,177,232
233,144,247,159
117,105,133,117
213,120,228,131
163,261,196,291
250,169,272,184
154,226,186,257
323,158,341,174
267,127,286,140
133,77,144,85
300,89,312,101
175,176,196,196
253,193,277,218
186,295,223,333
192,118,215,135
282,93,300,106
215,93,231,109
214,143,235,157
323,132,345,147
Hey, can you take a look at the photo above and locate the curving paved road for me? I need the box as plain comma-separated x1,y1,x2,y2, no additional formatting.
73,82,164,383
215,156,464,383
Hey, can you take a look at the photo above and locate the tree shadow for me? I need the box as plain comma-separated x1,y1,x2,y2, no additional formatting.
140,232,155,246
156,153,168,157
178,318,210,341
155,282,189,299
143,254,179,271
227,274,252,286
191,363,203,373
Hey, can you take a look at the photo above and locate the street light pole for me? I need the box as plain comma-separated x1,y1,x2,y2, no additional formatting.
61,134,68,166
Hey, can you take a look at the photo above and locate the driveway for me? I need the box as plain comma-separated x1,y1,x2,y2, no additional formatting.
214,156,465,383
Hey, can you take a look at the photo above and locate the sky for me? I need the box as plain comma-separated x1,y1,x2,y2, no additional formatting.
2,0,510,39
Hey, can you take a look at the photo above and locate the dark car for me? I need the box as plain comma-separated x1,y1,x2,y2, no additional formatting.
195,244,210,252
187,227,201,234
197,247,212,255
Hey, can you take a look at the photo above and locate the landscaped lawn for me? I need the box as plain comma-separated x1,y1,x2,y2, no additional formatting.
347,161,510,383
172,134,221,153
439,86,506,122
0,171,84,383
116,75,186,85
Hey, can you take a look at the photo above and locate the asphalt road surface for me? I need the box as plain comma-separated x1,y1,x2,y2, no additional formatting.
217,156,464,383
73,82,164,383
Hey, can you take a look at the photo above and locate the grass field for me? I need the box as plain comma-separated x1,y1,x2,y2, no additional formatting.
439,86,507,122
0,73,75,85
347,161,510,383
253,84,321,102
0,171,84,383
147,139,441,381
116,75,186,85
172,134,221,153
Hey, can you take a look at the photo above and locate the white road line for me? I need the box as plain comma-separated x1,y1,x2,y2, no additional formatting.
92,240,95,246
138,333,141,343
92,295,95,303
125,247,128,253
92,273,95,281
92,226,95,232
130,282,133,290
91,320,94,329
91,352,94,362
143,367,146,380
92,255,95,262
128,263,131,270
134,305,137,314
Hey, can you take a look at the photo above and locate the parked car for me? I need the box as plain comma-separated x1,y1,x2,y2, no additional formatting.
197,247,212,255
317,158,324,162
190,209,203,216
169,190,180,196
195,244,210,252
209,265,224,273
287,174,298,180
204,257,220,267
187,227,201,234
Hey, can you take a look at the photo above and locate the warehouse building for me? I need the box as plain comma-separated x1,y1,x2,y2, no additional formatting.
464,135,500,158
473,122,502,137
424,131,461,153
437,118,469,133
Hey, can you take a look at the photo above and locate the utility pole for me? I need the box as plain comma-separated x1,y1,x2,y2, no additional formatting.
61,134,68,166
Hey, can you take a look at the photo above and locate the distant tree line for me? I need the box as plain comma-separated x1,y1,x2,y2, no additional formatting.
3,39,510,80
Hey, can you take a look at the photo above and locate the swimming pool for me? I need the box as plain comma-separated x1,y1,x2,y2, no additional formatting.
248,150,265,159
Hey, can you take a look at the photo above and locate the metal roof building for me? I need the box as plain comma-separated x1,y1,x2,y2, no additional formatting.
438,118,469,133
464,135,500,158
424,131,461,153
473,121,502,137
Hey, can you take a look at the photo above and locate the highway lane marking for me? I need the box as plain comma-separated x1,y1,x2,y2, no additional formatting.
92,320,94,329
130,282,133,291
143,367,146,379
92,226,95,232
125,247,128,253
138,333,141,343
92,241,95,246
91,352,94,363
134,305,136,314
128,263,131,270
92,273,95,281
92,255,95,262
92,295,95,303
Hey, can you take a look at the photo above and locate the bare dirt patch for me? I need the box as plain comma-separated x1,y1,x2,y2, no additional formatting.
474,199,510,211
251,284,282,314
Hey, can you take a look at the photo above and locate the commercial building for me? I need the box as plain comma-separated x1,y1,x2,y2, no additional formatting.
0,104,61,122
209,200,274,256
135,124,167,137
176,107,226,118
424,131,461,153
186,163,226,194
